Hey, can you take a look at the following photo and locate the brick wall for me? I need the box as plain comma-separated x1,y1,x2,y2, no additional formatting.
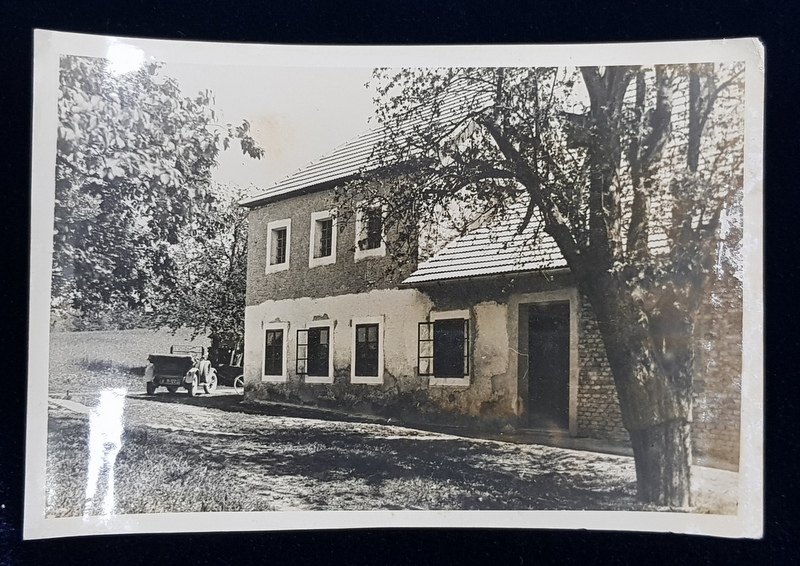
692,272,743,467
576,296,630,443
576,283,742,467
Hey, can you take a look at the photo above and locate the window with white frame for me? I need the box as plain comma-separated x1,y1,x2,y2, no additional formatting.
418,309,470,386
296,321,334,383
351,316,383,384
309,210,337,267
262,322,289,382
354,202,386,261
266,219,291,273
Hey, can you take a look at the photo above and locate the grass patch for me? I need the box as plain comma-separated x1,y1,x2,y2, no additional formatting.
83,357,143,375
46,415,271,517
48,328,209,395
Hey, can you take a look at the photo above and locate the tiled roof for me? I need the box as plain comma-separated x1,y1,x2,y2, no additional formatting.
241,88,493,208
240,127,384,207
402,204,568,285
403,204,673,285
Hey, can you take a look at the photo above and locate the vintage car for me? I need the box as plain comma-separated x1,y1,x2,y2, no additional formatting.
207,339,244,394
144,345,218,396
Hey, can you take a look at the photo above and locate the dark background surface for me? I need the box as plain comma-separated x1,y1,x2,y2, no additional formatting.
1,0,796,563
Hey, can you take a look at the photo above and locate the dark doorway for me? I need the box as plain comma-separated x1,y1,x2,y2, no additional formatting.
527,302,570,430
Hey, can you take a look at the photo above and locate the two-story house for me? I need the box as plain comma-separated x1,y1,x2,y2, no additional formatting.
240,124,742,469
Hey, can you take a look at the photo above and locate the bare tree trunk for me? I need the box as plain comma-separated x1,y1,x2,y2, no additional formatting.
610,335,694,507
629,419,692,507
584,278,694,507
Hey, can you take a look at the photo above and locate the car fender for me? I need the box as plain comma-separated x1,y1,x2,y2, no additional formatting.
184,368,198,384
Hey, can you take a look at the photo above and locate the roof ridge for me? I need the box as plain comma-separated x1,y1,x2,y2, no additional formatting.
241,89,497,208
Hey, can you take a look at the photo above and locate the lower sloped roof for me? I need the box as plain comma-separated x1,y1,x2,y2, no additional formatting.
403,201,673,285
403,204,568,285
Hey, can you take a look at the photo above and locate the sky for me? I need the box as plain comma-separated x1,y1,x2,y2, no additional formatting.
162,62,377,194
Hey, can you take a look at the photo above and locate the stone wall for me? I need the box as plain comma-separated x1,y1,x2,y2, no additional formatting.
246,186,415,307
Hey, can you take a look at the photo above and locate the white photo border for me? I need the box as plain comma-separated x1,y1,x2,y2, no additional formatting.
27,30,764,540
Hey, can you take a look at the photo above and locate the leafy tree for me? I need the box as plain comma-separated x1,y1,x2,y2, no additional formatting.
145,186,249,347
336,64,744,506
54,55,263,320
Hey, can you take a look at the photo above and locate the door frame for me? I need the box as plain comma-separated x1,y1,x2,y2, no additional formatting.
514,289,579,435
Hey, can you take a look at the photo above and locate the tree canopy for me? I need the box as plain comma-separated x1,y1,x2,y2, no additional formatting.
337,64,745,505
54,55,263,321
145,186,249,345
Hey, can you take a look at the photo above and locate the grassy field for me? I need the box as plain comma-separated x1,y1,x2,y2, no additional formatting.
45,398,736,515
46,413,268,516
48,328,209,395
45,404,644,516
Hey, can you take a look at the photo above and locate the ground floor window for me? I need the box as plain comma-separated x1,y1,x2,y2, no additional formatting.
297,325,332,382
419,310,470,385
262,322,289,382
264,330,284,375
351,316,383,384
355,324,378,374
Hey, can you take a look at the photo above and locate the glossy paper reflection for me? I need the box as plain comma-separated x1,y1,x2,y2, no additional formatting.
84,388,126,516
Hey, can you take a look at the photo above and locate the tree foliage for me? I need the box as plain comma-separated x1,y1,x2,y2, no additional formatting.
337,64,745,505
145,186,249,344
54,55,263,319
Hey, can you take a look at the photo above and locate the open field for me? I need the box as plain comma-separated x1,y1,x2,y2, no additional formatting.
47,410,268,516
47,328,209,396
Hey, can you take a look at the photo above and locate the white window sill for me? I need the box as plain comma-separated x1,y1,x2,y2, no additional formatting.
351,375,383,385
429,376,471,387
354,246,386,262
304,375,334,384
261,374,287,383
309,255,336,268
266,262,289,274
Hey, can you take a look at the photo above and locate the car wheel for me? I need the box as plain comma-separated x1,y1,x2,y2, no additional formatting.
203,371,218,394
187,380,197,397
146,381,156,395
166,386,179,394
233,375,244,395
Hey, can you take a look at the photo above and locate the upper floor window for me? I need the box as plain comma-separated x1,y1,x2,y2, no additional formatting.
266,219,291,273
354,202,386,261
418,309,470,386
309,210,337,268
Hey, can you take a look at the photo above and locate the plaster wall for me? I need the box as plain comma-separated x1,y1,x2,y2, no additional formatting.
244,287,518,426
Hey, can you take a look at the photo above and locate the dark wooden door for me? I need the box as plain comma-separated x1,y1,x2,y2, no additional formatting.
528,302,570,429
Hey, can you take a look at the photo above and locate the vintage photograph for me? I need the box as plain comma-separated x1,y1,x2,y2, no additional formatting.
26,31,763,538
